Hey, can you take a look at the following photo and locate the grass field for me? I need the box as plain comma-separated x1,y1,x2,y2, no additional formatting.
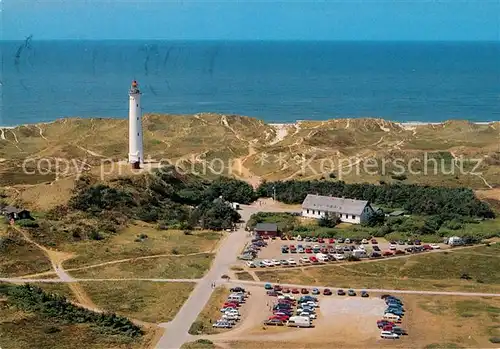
31,282,78,302
0,304,146,349
255,245,500,293
80,281,195,323
62,225,222,269
235,271,255,281
181,339,217,349
0,232,53,277
188,287,230,335
69,253,215,279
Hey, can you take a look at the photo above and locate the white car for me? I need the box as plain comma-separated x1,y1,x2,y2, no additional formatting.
262,259,273,267
304,301,319,307
345,238,351,243
333,254,345,260
222,314,239,321
299,256,310,263
224,310,240,317
361,239,369,244
380,331,399,339
430,244,441,249
299,312,317,319
271,259,281,266
246,261,255,267
287,258,297,266
389,244,397,250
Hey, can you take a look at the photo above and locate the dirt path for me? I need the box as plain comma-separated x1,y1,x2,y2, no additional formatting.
231,142,261,188
12,226,98,310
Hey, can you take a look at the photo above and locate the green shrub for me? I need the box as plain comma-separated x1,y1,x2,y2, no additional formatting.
188,320,206,335
16,219,39,228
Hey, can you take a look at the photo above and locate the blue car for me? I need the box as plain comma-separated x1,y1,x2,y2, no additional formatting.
264,283,273,290
312,288,320,295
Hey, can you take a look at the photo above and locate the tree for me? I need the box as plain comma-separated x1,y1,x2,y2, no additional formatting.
318,212,340,228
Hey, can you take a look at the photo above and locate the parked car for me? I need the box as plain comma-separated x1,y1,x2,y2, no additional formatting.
309,256,318,263
257,261,266,268
323,288,332,295
414,240,421,245
288,258,297,266
371,252,382,258
264,283,273,290
305,248,312,253
297,247,305,253
291,288,300,294
380,331,399,339
213,320,233,328
361,239,369,244
334,253,345,260
264,319,284,326
423,244,433,251
345,238,351,243
230,287,246,293
383,251,394,256
397,240,406,245
430,244,441,249
389,244,397,250
361,290,369,297
348,289,356,296
337,289,346,296
279,259,289,266
246,261,256,268
311,288,320,295
329,238,336,244
274,284,283,291
371,239,378,244
337,238,344,243
372,245,381,252
394,250,405,255
282,288,290,293
299,256,310,263
301,288,309,294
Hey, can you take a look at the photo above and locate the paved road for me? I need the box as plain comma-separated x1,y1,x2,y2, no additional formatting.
155,203,301,349
227,280,500,298
153,205,257,349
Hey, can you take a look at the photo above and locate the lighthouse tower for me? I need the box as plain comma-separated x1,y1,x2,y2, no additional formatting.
128,80,143,167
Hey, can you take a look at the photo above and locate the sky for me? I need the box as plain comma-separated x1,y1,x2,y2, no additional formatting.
2,0,500,41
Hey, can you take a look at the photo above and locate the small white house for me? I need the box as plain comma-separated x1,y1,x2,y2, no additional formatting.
301,194,374,224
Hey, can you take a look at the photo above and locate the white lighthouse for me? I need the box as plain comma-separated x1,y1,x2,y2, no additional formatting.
128,80,143,167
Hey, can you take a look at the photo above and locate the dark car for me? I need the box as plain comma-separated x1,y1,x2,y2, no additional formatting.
267,290,279,296
301,288,309,294
414,240,421,245
361,290,369,297
348,289,356,296
371,252,382,258
230,287,246,293
323,288,332,295
337,289,346,296
372,246,381,252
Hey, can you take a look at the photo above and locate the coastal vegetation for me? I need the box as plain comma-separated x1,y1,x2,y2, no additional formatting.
0,283,143,338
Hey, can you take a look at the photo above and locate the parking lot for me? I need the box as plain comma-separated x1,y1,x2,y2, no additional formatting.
242,236,449,268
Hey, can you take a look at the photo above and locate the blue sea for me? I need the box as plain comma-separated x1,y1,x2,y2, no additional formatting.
1,40,499,126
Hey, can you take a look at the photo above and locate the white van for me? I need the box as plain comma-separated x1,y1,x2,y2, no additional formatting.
227,294,244,303
380,331,399,339
287,316,311,328
352,249,367,258
383,313,401,322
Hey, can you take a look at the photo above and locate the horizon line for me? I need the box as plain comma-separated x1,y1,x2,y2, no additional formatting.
1,39,500,43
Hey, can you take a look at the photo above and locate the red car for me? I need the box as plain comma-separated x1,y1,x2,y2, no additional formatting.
223,303,238,308
318,238,324,243
305,248,312,253
291,288,300,294
329,238,335,244
269,315,289,321
423,244,433,251
309,256,318,263
382,324,394,331
274,285,283,291
320,248,328,254
282,288,290,293
289,245,295,249
301,288,309,294
383,251,393,256
371,239,378,244
323,288,333,295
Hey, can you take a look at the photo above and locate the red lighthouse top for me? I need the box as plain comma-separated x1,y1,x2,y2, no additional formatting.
130,80,140,94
